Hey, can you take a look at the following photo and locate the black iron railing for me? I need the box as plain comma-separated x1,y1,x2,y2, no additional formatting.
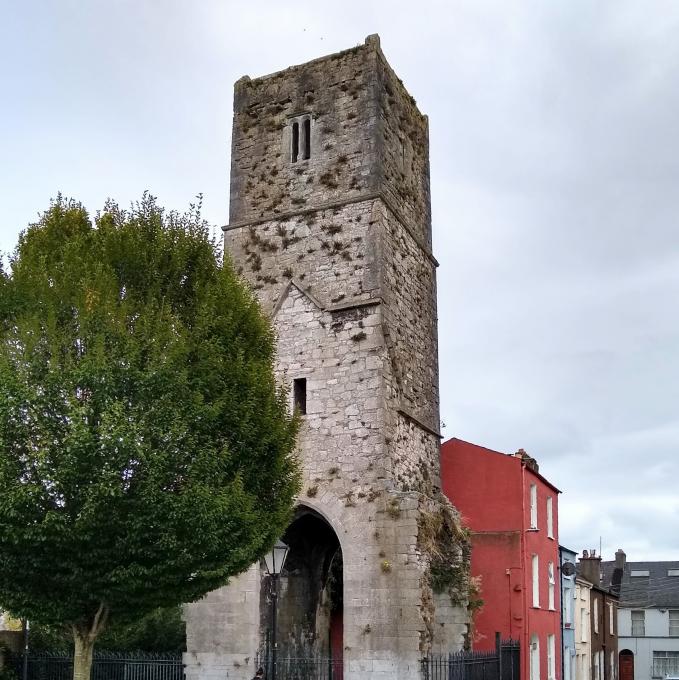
422,637,520,680
257,656,344,680
12,651,184,680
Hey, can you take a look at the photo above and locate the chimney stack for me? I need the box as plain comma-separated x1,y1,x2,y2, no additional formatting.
514,448,539,473
615,548,626,570
579,549,602,586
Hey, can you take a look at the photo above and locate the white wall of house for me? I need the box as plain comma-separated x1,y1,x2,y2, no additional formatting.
575,579,592,680
618,608,677,637
617,607,679,680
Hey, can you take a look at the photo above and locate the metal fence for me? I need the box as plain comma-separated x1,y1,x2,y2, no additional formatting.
256,656,344,680
12,651,184,680
253,638,518,680
421,636,520,680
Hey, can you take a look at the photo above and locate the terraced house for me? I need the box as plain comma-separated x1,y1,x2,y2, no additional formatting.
578,551,619,680
441,439,562,680
601,550,679,680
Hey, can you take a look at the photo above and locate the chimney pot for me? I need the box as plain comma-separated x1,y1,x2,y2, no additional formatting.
579,548,602,586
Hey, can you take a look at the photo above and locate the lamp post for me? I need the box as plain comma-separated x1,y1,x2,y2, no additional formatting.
21,619,29,680
263,540,289,680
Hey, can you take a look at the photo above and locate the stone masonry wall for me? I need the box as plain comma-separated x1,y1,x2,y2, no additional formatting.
379,199,441,491
229,41,381,225
226,200,379,315
374,50,432,249
228,33,432,252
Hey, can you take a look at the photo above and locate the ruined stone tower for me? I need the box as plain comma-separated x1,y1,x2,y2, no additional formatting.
184,35,469,680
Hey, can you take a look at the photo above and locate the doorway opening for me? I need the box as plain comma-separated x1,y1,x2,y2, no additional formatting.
261,506,343,668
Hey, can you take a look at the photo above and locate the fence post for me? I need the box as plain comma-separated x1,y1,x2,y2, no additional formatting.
496,632,502,680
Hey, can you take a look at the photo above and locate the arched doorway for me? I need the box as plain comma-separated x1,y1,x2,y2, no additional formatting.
619,650,634,680
262,506,343,676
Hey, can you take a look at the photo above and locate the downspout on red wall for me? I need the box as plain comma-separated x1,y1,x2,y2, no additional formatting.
521,463,528,680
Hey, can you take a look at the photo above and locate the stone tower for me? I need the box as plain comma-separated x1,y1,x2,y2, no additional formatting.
184,35,469,680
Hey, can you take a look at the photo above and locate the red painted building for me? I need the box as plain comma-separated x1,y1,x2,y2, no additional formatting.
441,438,562,680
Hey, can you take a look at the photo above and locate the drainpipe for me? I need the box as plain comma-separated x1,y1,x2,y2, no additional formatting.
521,463,528,677
507,566,522,639
559,549,564,680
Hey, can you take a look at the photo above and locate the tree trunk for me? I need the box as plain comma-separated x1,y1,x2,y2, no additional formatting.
72,603,108,680
72,631,95,680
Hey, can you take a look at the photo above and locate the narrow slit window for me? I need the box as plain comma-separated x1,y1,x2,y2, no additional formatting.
302,118,311,159
293,378,307,415
291,122,299,163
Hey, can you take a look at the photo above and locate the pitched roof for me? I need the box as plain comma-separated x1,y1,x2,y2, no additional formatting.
601,560,679,608
444,437,562,493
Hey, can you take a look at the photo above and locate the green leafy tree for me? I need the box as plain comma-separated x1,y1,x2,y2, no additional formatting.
0,195,299,680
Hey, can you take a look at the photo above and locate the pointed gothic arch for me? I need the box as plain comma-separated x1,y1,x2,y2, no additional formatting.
261,505,344,671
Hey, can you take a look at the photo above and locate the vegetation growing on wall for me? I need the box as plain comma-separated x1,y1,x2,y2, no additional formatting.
418,503,472,607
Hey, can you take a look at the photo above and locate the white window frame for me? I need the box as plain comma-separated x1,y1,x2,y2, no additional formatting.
547,634,556,680
564,585,572,625
594,598,599,634
548,561,555,610
532,554,540,607
530,484,538,529
669,610,679,637
580,607,587,642
631,609,645,637
609,602,615,635
546,496,554,538
652,651,679,678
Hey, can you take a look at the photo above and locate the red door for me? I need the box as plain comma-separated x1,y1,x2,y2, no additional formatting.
619,650,634,680
330,610,343,680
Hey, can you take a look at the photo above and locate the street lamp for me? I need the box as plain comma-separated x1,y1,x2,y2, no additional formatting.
263,540,289,680
21,619,29,680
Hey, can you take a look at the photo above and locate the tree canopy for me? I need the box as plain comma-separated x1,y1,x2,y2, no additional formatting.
0,194,299,675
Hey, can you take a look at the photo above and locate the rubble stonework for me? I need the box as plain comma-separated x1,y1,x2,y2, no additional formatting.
184,34,470,680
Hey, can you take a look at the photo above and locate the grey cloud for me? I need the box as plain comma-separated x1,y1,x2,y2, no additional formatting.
1,0,678,557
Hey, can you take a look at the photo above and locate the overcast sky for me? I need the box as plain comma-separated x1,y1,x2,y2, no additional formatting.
2,0,678,560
